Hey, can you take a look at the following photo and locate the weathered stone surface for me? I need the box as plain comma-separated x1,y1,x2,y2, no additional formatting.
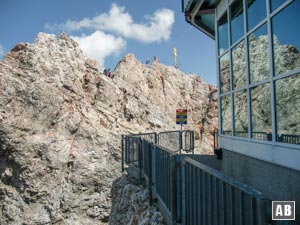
0,32,217,224
109,175,164,225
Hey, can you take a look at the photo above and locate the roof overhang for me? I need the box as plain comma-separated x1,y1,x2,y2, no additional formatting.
184,0,221,39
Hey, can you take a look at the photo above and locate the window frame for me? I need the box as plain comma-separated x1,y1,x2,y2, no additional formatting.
216,0,300,149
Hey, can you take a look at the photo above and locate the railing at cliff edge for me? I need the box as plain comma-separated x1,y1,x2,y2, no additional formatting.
121,130,194,172
121,131,269,225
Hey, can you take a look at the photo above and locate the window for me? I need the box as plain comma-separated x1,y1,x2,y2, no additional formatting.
249,24,269,83
234,91,248,137
270,0,288,12
246,0,266,31
276,74,300,144
218,12,229,55
272,1,300,76
232,41,246,89
221,95,232,135
251,83,272,141
217,0,300,147
220,52,230,94
230,0,244,45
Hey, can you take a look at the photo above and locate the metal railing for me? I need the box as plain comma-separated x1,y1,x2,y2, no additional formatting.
182,130,194,152
141,139,151,178
122,131,269,225
158,130,182,152
183,157,267,225
134,132,157,143
252,132,271,141
157,130,194,153
154,145,181,223
235,131,249,138
222,131,272,141
123,135,140,165
278,134,300,144
213,129,219,149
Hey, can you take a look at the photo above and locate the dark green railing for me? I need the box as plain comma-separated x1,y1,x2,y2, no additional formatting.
122,131,269,225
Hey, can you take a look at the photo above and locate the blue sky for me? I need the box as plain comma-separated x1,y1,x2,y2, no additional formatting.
0,0,216,85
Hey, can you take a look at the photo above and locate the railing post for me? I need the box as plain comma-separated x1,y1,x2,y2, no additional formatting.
180,131,183,154
148,142,153,206
181,160,186,225
191,131,195,154
121,135,124,172
152,144,157,195
141,139,145,182
138,137,142,184
125,136,129,163
173,154,182,224
157,132,160,146
171,154,176,224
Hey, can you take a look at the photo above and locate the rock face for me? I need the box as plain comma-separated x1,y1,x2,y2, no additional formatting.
112,53,218,150
109,175,164,225
0,33,217,224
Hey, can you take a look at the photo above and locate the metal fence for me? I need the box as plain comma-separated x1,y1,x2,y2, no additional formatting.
252,132,271,141
183,157,267,225
222,130,300,144
123,135,140,165
122,132,269,225
134,132,157,143
278,134,300,144
154,145,181,223
222,131,272,141
157,130,194,153
213,129,219,149
158,131,182,152
182,130,194,152
140,139,150,178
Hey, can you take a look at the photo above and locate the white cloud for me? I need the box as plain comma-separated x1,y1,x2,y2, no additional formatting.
71,31,126,68
47,4,175,43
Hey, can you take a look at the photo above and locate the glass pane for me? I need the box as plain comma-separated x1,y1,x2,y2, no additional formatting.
272,1,300,76
220,52,230,93
249,24,270,83
230,0,244,44
247,0,266,31
276,74,300,144
251,83,272,141
218,12,229,55
270,0,288,12
234,91,248,137
232,41,246,89
221,95,232,135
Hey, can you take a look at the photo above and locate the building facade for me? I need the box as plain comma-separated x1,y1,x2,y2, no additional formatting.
185,0,300,224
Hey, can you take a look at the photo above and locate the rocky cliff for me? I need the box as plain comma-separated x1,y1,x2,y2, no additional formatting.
0,33,217,224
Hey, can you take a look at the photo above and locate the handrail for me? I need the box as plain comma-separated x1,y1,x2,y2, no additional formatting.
153,142,181,155
184,157,264,198
122,131,269,225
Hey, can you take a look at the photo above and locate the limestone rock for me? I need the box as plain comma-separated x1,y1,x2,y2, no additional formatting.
0,32,217,224
109,175,165,225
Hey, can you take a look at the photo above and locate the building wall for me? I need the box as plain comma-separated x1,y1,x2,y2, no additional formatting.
216,0,300,168
221,149,300,224
185,0,300,223
216,1,300,222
